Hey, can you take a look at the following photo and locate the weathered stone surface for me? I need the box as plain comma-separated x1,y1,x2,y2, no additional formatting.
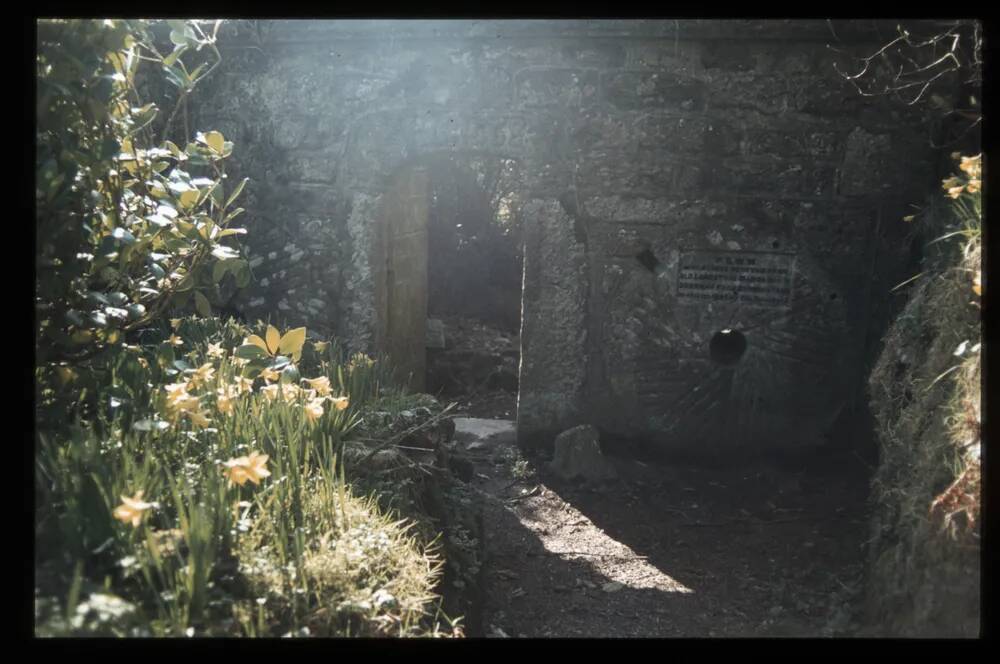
549,425,618,482
517,200,588,450
190,20,949,460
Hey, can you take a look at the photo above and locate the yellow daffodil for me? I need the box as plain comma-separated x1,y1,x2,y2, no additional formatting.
966,178,980,194
167,334,184,346
164,382,193,409
302,376,332,397
259,367,280,384
304,398,324,424
941,176,964,198
234,376,254,395
186,408,212,429
260,384,279,402
206,342,225,359
113,491,154,527
170,319,182,330
281,383,301,403
188,363,216,389
313,340,329,354
959,154,981,178
216,386,237,416
329,396,350,411
137,357,149,369
223,452,270,487
973,271,982,296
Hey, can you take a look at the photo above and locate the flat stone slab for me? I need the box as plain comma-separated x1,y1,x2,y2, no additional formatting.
453,417,516,449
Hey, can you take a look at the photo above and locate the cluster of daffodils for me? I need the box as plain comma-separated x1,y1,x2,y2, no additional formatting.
256,371,350,425
942,153,982,199
160,336,256,429
164,377,214,429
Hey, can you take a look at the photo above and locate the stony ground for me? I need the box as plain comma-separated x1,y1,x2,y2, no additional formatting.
452,415,873,638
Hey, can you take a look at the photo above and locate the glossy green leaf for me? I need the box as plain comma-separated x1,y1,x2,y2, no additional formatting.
201,131,225,155
235,344,268,360
212,260,230,283
278,327,307,362
193,290,212,317
225,177,249,207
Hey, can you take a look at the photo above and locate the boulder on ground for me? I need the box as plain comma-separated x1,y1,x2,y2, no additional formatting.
549,424,617,483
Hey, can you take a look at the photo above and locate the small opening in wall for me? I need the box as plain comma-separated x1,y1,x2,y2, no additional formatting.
636,248,661,273
771,240,781,249
829,292,839,301
709,328,747,366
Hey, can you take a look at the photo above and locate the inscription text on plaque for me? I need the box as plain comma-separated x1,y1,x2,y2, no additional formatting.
676,249,794,307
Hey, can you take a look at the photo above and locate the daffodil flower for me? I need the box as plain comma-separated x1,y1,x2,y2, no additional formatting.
216,386,237,416
302,376,332,397
186,408,212,429
223,452,270,487
304,398,324,424
113,491,154,527
281,383,301,403
973,271,982,296
188,363,216,389
206,342,225,359
329,396,349,411
170,319,182,330
259,367,280,384
959,154,981,178
167,334,184,346
260,384,279,402
234,376,254,395
164,382,194,411
313,340,329,354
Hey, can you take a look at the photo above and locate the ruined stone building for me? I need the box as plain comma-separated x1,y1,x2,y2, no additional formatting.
193,19,948,461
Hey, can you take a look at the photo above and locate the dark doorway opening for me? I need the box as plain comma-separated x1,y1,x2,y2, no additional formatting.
418,155,524,418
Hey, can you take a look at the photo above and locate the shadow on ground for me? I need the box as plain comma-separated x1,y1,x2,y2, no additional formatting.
468,430,873,637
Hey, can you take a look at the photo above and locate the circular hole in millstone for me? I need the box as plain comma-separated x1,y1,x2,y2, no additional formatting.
709,328,748,366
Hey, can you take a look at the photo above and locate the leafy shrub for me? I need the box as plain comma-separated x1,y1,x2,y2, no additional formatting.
36,19,250,402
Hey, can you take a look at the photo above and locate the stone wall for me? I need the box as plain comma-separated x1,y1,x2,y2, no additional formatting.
192,19,946,458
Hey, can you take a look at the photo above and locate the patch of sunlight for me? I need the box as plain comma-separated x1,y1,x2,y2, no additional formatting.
531,512,695,595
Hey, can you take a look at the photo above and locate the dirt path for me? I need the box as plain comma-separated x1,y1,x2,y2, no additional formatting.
456,417,872,638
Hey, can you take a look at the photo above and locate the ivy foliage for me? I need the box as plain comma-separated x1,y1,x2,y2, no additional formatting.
36,19,250,373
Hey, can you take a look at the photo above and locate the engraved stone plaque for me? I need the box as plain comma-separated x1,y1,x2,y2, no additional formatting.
676,249,795,307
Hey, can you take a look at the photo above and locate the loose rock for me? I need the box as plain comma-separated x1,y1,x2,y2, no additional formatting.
549,425,618,483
